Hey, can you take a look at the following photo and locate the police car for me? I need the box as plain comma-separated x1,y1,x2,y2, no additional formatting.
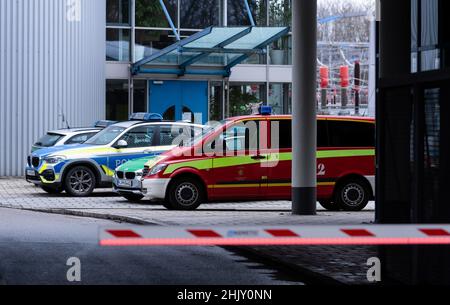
25,113,204,197
31,121,117,152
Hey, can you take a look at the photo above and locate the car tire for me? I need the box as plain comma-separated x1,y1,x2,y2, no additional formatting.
123,194,144,202
318,200,341,211
41,186,63,194
64,166,96,197
334,178,371,212
166,177,204,210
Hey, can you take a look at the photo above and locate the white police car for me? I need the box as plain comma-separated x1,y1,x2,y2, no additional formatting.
25,113,204,197
31,121,117,152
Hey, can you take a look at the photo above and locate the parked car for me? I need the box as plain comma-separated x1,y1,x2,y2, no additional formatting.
31,120,117,152
115,108,375,211
25,113,204,196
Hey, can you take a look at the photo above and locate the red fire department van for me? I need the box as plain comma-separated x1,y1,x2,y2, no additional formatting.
138,111,375,211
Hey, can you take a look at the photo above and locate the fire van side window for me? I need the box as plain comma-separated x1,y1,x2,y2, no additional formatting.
271,120,329,149
328,121,375,147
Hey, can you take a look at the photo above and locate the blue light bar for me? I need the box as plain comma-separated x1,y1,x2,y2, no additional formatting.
129,113,163,122
259,105,272,115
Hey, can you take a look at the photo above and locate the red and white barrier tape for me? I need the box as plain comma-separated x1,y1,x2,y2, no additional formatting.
99,225,450,246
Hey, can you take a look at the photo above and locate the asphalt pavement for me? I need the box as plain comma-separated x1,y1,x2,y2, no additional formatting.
0,208,303,285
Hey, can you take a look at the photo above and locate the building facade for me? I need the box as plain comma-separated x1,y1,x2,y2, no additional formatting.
0,0,106,176
0,0,371,176
106,0,373,124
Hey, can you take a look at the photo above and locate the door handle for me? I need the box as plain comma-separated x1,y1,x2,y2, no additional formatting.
251,155,267,160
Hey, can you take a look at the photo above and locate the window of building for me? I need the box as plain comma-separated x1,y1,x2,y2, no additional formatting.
269,35,291,65
228,83,267,117
106,80,129,121
268,83,290,114
180,0,222,29
133,80,147,113
328,120,375,147
135,0,177,28
106,28,131,61
134,29,178,62
227,0,267,26
411,0,440,72
107,0,130,25
269,0,291,26
210,82,224,121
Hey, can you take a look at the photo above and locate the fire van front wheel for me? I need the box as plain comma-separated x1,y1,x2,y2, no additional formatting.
167,178,204,210
334,178,370,212
64,166,96,197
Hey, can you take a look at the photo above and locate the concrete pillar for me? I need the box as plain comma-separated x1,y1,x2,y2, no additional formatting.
292,0,317,215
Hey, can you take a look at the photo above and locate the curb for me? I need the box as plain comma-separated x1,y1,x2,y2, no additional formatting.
21,207,156,226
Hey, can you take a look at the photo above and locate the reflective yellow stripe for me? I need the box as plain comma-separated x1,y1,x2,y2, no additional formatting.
208,182,335,189
317,149,374,159
62,147,115,156
164,159,213,175
318,182,336,187
38,163,48,174
209,184,260,189
164,149,374,174
101,165,115,177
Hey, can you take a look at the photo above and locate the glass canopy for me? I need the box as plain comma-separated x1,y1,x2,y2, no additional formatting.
132,26,290,77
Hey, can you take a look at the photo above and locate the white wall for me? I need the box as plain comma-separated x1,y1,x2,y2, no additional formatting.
0,0,106,176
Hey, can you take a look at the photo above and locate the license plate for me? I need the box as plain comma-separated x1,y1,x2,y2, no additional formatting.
117,179,132,187
27,170,36,177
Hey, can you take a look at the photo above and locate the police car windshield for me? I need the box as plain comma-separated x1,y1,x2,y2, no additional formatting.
85,126,125,145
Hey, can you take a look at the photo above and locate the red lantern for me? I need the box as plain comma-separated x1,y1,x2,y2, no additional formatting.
319,66,329,89
340,65,349,88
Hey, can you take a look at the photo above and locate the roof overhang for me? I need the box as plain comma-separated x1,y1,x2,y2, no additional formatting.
131,26,290,78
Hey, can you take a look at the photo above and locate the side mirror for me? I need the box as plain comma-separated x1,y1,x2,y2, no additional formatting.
115,140,128,149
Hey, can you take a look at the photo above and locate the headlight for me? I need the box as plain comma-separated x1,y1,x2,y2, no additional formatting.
148,164,168,176
135,170,143,177
43,156,66,164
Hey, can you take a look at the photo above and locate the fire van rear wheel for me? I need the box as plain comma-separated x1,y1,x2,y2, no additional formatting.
167,177,204,210
64,166,96,197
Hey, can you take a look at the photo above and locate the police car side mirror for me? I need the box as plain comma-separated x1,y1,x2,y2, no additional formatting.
115,140,128,149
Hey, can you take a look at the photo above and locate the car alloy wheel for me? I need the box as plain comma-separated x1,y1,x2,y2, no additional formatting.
64,166,96,197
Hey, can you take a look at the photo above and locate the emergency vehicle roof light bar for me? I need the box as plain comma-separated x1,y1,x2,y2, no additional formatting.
129,113,163,122
94,120,118,128
158,0,180,41
259,105,272,115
